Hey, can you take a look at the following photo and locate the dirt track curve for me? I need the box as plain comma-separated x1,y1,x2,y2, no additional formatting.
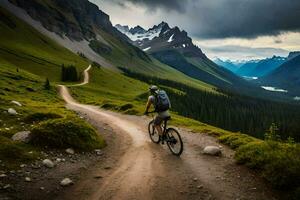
57,66,277,200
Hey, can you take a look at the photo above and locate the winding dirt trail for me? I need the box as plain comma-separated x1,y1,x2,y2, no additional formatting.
57,66,278,200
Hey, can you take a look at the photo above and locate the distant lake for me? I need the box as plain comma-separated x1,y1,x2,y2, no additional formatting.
242,76,258,80
294,96,300,101
261,86,288,93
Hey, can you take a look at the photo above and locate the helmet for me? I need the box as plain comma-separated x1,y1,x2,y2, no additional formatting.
149,85,158,94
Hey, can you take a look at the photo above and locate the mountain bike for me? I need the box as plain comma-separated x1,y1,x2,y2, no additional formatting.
147,111,183,156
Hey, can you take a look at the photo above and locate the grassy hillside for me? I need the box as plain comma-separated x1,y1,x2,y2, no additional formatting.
0,6,88,82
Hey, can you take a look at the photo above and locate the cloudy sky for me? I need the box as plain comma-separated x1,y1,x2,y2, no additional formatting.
89,0,300,61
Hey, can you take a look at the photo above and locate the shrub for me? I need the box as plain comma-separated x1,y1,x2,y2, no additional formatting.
24,112,62,123
219,133,257,149
61,65,79,82
235,141,300,189
30,118,105,151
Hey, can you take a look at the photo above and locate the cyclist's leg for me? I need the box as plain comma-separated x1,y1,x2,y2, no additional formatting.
154,115,163,136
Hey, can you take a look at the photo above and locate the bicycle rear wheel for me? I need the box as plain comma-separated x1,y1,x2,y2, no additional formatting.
148,120,160,143
166,128,183,156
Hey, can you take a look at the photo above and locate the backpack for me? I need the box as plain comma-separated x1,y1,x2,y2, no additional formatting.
155,90,171,112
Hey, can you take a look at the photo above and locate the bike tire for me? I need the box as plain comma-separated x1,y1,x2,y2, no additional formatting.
148,120,160,144
166,128,183,156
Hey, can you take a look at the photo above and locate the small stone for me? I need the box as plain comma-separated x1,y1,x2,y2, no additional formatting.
11,101,22,107
8,108,17,115
66,148,75,155
193,178,198,182
95,149,102,155
104,166,111,170
60,178,73,186
25,177,31,182
3,184,11,189
197,185,203,189
94,175,103,179
56,158,62,162
40,187,45,190
0,174,7,178
20,164,26,168
42,159,55,168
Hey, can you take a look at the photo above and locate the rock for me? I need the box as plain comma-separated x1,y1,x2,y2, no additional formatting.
95,149,102,155
94,175,103,179
66,148,75,155
56,158,62,162
0,174,7,178
42,159,55,168
3,184,11,189
12,131,31,143
60,178,73,186
8,108,17,115
20,164,26,168
25,177,31,182
203,146,222,156
193,178,198,182
104,166,111,170
40,187,45,190
11,101,22,107
197,185,203,189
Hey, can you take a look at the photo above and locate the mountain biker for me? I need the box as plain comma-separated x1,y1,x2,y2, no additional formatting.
144,85,171,142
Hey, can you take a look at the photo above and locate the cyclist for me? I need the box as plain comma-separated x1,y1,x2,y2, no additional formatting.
144,85,171,143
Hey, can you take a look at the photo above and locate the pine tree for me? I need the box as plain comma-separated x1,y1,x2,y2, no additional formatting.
44,78,50,90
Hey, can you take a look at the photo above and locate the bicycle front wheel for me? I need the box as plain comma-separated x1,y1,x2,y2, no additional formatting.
166,128,183,156
148,120,160,143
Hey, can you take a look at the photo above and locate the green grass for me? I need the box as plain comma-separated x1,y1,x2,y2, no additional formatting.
0,63,104,170
0,7,89,82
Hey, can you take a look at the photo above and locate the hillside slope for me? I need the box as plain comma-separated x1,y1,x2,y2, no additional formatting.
1,0,216,92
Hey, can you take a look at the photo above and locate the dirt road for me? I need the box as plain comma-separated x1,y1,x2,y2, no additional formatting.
57,67,277,200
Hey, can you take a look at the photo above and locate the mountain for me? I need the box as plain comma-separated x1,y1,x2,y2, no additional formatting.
247,56,286,77
235,60,260,77
116,22,253,90
1,0,216,91
214,58,240,72
287,51,300,60
235,56,285,77
260,54,300,95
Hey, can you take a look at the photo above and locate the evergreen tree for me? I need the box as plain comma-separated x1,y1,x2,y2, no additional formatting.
44,78,50,90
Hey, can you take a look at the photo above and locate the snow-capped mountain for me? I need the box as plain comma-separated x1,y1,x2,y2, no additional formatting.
115,22,206,58
115,22,250,90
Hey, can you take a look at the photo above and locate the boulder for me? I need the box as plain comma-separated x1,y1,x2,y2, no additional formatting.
11,101,22,107
203,146,222,156
60,178,73,186
8,108,17,115
66,148,74,155
42,159,55,168
12,131,31,143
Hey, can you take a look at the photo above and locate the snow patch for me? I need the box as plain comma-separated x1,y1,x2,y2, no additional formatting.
261,86,288,93
168,34,174,43
116,26,161,42
143,47,151,51
182,44,186,48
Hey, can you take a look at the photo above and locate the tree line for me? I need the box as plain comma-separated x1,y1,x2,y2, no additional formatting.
61,64,79,82
120,67,300,142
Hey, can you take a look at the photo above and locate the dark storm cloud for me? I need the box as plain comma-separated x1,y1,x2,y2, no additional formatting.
119,0,188,12
108,0,300,38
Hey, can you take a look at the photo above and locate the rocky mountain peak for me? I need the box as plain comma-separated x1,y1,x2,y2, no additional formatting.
129,25,146,35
